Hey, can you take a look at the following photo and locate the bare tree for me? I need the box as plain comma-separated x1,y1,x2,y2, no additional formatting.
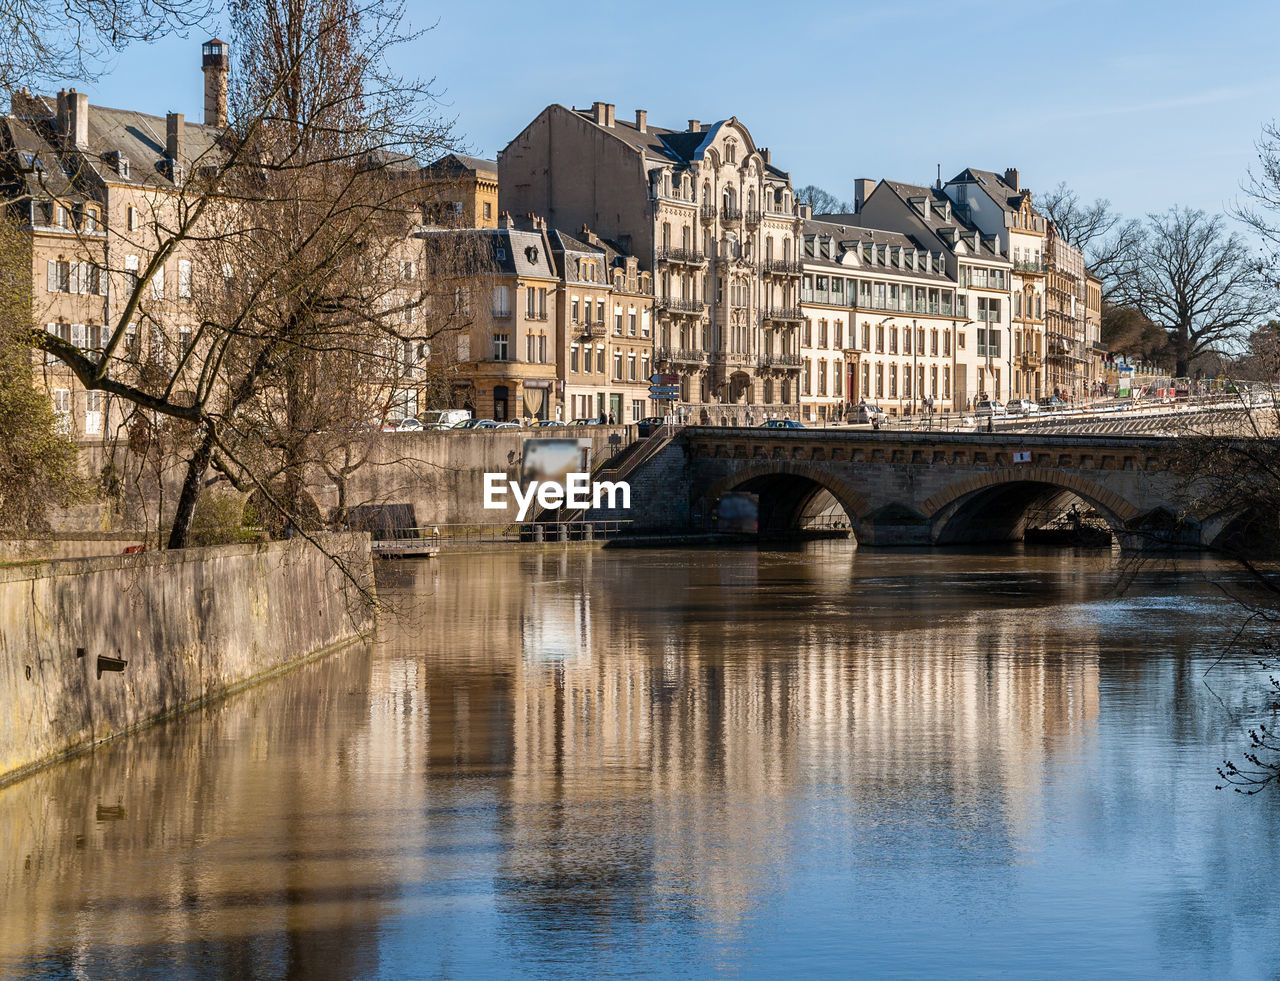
1120,207,1271,378
1038,181,1141,297
794,184,852,216
0,0,210,92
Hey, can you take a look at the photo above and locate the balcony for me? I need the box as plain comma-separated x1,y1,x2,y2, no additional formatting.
491,309,512,319
759,353,801,370
580,322,607,338
763,259,802,277
745,209,762,227
763,306,804,324
655,346,706,365
699,204,717,224
657,247,707,266
1013,259,1046,274
721,205,743,224
657,296,706,315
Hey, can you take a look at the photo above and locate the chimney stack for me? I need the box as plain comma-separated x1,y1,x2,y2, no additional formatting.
166,112,184,164
688,119,700,132
635,109,646,133
55,89,68,136
592,101,608,126
798,203,812,220
852,178,875,214
202,39,229,126
65,89,88,147
1004,167,1020,190
604,103,615,127
761,147,770,164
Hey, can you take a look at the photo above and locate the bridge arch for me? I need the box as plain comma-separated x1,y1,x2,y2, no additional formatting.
703,461,869,536
924,468,1141,545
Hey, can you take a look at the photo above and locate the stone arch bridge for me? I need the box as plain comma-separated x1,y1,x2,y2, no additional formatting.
617,427,1235,548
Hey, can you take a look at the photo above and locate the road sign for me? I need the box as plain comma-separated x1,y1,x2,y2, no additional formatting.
649,385,680,399
648,373,680,386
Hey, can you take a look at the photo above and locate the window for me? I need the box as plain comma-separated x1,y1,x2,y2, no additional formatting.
151,264,165,300
802,359,812,396
179,325,192,355
596,300,604,325
835,321,843,349
614,306,623,335
889,328,898,355
613,351,623,379
47,260,69,293
526,333,536,362
875,364,884,397
641,310,651,338
84,391,104,435
632,399,644,422
889,364,897,397
570,344,580,372
628,353,636,380
875,324,884,353
628,309,637,336
571,298,580,324
483,202,492,220
493,332,510,361
127,206,138,231
596,346,605,373
818,360,827,396
53,389,71,426
492,285,510,317
178,259,192,299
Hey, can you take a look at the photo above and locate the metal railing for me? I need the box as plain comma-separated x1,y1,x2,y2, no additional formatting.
763,306,804,322
375,520,634,547
657,247,707,264
763,259,802,275
759,354,802,369
655,346,707,364
657,296,706,314
721,205,743,223
581,322,607,338
699,204,717,223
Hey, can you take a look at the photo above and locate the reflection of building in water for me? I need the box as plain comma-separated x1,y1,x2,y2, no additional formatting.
501,554,1101,929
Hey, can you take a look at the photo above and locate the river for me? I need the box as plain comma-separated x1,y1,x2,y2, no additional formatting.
2,544,1279,979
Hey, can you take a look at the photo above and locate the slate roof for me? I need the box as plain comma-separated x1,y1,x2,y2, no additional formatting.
802,216,951,282
423,152,497,178
948,167,1029,213
866,180,1006,261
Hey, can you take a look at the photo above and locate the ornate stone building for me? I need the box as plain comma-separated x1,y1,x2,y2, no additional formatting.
499,103,803,423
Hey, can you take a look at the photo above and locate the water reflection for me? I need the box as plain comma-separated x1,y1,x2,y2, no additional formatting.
2,545,1278,979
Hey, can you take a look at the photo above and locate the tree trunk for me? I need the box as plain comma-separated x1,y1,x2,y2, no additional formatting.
167,430,215,549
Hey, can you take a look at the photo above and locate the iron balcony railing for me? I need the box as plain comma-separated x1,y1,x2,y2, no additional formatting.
763,306,804,323
721,205,743,223
657,247,707,265
1014,260,1046,273
581,322,607,338
745,209,762,226
657,296,706,314
655,346,706,364
699,204,717,223
763,259,802,276
759,353,801,369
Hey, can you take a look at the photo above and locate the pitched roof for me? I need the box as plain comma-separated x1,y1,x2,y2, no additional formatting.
802,216,951,281
948,167,1030,213
869,180,1005,260
423,152,497,178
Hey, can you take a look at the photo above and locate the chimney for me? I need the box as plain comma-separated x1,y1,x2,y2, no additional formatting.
688,119,700,132
635,109,646,133
761,147,770,164
592,101,608,126
66,89,88,147
166,112,184,164
499,211,515,228
852,178,875,213
798,203,812,220
604,103,615,127
1004,167,1020,190
55,89,68,136
202,39,229,126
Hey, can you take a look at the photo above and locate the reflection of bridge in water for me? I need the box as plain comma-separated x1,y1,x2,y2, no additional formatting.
613,428,1245,549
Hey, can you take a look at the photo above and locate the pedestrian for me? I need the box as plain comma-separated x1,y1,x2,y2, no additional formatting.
608,410,616,425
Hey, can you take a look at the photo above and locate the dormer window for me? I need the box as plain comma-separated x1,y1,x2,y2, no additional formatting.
726,141,737,164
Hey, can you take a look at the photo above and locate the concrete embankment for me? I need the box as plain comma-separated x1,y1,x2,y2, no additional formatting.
0,535,374,785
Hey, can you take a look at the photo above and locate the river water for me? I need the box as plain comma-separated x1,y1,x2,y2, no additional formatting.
2,545,1279,980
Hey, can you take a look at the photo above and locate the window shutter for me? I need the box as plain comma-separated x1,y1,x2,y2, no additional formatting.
47,260,55,292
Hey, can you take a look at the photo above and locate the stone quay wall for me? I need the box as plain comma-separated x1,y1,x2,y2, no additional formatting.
0,535,374,785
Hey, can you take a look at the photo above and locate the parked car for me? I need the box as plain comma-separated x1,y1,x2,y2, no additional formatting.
569,418,597,426
850,402,887,424
1005,398,1039,416
534,419,566,427
471,419,501,429
395,417,424,432
451,418,485,430
494,421,519,429
974,399,1008,418
759,419,804,429
637,416,667,437
1036,396,1064,412
421,409,471,430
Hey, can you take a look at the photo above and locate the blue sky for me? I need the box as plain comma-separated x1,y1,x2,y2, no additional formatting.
79,0,1280,222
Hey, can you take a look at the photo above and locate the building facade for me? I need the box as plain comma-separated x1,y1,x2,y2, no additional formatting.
421,153,499,229
799,217,960,420
499,102,803,423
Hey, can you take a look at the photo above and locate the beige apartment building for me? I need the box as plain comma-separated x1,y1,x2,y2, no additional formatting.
421,153,499,228
851,179,1013,408
3,42,229,442
1044,223,1089,400
942,168,1047,403
546,224,655,423
1085,270,1105,391
499,102,804,423
800,217,961,420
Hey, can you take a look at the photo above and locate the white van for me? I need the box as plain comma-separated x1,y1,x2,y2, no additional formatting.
421,409,472,430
